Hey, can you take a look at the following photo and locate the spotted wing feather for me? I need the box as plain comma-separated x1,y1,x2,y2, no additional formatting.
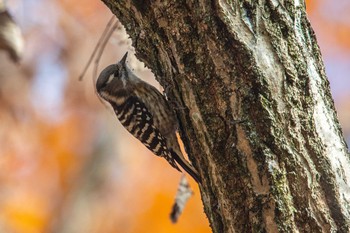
112,96,181,172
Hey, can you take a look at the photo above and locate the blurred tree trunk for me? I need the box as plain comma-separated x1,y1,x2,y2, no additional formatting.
101,0,350,232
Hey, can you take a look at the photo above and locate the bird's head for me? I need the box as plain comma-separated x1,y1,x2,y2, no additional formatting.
96,52,129,95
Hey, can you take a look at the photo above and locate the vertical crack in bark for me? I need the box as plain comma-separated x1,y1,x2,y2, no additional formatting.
263,199,279,233
237,126,269,194
181,78,234,232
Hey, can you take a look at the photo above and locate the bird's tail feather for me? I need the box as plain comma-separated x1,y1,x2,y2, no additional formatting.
170,150,201,183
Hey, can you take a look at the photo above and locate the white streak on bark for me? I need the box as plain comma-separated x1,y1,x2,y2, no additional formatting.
294,0,300,7
308,61,350,212
255,36,285,112
294,16,350,217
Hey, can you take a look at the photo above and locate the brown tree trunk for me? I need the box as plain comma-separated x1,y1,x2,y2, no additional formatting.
101,0,350,232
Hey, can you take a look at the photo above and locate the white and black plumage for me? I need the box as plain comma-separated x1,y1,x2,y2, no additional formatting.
96,53,200,183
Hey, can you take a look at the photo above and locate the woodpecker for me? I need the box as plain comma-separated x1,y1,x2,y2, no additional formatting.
96,52,200,183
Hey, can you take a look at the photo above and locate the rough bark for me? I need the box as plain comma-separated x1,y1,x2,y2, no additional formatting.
101,0,350,232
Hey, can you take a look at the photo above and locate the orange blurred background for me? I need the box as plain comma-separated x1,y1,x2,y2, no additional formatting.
0,1,348,232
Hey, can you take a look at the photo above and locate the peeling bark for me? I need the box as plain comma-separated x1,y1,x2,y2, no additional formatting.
101,0,350,232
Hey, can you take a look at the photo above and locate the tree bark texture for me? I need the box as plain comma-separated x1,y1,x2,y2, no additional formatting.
101,0,350,232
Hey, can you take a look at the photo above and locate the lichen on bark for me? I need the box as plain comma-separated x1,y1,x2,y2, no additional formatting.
101,0,350,232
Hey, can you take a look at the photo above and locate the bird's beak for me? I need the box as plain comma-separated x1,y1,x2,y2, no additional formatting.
119,52,128,65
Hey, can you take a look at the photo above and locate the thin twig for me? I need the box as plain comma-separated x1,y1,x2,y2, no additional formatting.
92,21,119,86
93,20,120,107
78,16,115,81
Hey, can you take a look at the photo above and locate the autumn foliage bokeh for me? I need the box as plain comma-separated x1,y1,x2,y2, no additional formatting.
0,1,349,232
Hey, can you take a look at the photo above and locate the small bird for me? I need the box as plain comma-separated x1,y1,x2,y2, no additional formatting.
96,52,200,183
